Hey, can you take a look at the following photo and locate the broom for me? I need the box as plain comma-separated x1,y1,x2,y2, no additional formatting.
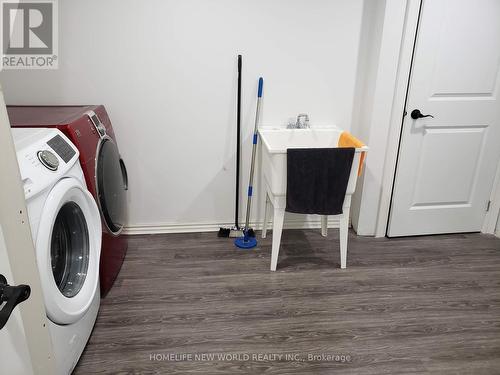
219,55,244,237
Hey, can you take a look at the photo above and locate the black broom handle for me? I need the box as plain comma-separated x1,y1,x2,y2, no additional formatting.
235,55,242,228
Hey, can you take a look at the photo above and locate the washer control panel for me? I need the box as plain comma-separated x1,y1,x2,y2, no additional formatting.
47,134,77,162
11,128,80,200
37,150,59,171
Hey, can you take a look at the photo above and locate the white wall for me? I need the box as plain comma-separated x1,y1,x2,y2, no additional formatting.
0,0,364,231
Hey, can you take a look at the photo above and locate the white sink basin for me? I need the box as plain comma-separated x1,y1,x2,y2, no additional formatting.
259,127,368,196
258,126,369,271
259,127,344,153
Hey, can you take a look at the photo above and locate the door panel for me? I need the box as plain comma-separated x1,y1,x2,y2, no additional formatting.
388,0,500,236
430,1,500,97
412,126,485,206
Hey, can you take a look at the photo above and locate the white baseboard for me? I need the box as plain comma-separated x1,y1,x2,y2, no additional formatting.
123,217,341,235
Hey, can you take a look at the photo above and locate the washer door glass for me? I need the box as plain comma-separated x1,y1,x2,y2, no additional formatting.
96,138,126,234
51,201,90,298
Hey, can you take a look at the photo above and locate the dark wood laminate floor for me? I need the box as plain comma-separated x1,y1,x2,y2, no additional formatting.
74,230,500,375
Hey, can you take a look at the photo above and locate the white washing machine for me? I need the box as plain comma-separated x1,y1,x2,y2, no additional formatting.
11,128,101,374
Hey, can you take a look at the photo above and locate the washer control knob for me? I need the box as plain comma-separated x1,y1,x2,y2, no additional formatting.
37,150,59,171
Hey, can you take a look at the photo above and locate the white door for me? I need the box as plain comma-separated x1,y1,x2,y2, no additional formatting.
0,84,55,374
388,0,500,237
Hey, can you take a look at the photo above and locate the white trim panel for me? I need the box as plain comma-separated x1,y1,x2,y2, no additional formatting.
124,218,343,235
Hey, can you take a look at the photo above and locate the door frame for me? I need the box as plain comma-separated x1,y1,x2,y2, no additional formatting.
373,0,422,237
373,0,500,237
0,84,56,374
483,161,500,235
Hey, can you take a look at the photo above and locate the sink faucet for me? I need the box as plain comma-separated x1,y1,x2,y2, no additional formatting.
296,113,309,128
287,113,310,129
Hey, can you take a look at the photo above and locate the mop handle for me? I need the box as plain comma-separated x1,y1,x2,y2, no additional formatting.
244,77,263,230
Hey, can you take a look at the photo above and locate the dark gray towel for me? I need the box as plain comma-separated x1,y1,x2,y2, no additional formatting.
286,148,355,215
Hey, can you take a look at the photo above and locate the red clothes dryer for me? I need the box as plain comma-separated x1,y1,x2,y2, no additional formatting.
8,105,128,297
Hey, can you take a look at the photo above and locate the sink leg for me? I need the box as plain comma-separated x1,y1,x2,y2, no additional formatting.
321,215,328,237
262,195,271,239
339,212,349,269
270,207,285,271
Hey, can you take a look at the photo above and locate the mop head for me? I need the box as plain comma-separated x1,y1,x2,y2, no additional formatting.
234,229,257,249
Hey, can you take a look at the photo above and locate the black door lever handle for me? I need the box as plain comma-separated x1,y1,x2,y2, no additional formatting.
411,109,434,120
0,274,31,330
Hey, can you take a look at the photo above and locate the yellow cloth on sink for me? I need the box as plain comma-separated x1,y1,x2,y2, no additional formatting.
338,131,366,176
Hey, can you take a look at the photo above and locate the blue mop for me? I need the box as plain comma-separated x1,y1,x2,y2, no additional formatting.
235,77,263,249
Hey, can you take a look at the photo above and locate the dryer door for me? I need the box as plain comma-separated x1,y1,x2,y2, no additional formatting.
36,178,101,325
95,136,127,235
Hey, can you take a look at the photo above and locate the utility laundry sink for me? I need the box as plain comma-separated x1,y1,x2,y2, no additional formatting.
258,127,368,271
